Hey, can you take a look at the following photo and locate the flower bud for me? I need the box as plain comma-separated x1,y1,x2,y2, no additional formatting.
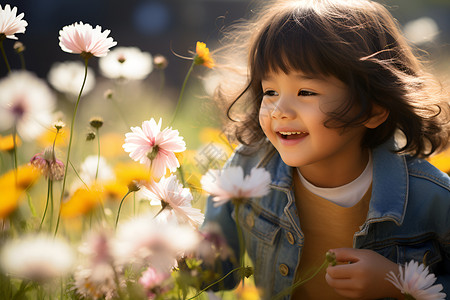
153,54,168,70
127,180,141,192
326,251,337,266
53,120,65,131
13,41,25,53
104,89,114,99
86,131,96,141
89,117,104,129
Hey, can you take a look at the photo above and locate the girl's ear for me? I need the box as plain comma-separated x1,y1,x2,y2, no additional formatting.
364,104,389,129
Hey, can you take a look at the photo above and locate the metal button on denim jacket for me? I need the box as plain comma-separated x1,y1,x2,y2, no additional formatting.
203,140,450,299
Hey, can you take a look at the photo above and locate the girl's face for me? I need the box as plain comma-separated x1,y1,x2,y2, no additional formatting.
259,70,369,187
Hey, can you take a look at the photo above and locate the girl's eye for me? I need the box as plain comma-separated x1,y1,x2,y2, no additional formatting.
298,90,317,96
263,90,278,97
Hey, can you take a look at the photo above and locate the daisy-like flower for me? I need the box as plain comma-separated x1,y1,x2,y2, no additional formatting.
140,174,204,227
0,234,74,282
99,46,153,80
73,265,118,300
47,61,96,96
74,229,120,300
123,118,186,179
0,4,28,40
79,155,115,185
386,260,446,300
113,214,200,272
0,71,56,141
201,166,271,206
193,41,215,68
59,22,117,58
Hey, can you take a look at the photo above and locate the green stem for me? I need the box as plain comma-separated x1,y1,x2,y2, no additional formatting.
95,127,100,181
133,191,136,216
55,57,89,236
115,190,132,229
18,52,25,70
39,178,52,230
272,258,329,300
158,69,165,96
186,267,243,300
170,61,195,126
178,164,186,186
0,40,11,73
234,202,246,286
12,123,18,185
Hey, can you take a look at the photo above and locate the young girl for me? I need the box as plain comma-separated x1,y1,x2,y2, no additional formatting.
202,0,450,299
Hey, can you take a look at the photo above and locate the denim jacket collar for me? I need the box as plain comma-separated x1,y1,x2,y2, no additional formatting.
257,139,409,228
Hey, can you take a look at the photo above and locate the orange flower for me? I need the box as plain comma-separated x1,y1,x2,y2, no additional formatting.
37,128,68,148
0,164,40,218
194,42,215,68
115,162,152,186
0,134,21,151
60,186,103,218
234,283,262,300
428,147,450,174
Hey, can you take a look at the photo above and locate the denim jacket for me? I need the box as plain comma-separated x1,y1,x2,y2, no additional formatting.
203,140,450,299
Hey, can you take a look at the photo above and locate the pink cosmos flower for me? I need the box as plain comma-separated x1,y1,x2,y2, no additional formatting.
140,175,204,228
123,118,186,179
201,166,271,206
58,22,117,58
386,260,446,300
0,4,28,40
139,266,171,299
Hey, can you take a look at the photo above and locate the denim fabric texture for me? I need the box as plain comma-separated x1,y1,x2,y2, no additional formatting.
203,139,450,299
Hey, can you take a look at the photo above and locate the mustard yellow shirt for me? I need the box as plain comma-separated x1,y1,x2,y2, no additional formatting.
291,177,372,299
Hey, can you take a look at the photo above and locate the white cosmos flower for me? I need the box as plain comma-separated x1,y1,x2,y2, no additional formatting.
140,174,204,228
201,166,271,206
99,46,153,80
113,213,200,272
0,71,56,141
0,4,28,40
48,61,96,96
0,234,75,282
386,260,446,300
70,155,115,193
59,22,117,57
123,118,186,179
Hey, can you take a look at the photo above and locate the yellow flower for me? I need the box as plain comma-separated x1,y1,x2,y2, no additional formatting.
199,127,236,155
194,42,215,68
234,283,262,300
37,128,68,148
60,186,103,218
114,162,152,188
0,187,22,219
103,181,128,200
428,147,450,174
0,134,21,151
0,164,40,218
101,133,127,158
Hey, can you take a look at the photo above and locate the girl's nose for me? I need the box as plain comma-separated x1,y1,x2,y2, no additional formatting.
270,98,294,120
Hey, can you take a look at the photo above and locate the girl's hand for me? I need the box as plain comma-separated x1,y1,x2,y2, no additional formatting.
325,248,404,299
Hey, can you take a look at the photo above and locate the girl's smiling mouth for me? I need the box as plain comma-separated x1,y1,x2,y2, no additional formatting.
277,131,309,140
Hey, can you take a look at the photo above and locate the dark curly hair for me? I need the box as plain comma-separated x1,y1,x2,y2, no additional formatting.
209,0,449,158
